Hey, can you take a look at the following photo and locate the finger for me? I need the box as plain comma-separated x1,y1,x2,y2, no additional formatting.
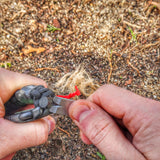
0,116,55,159
1,153,15,160
69,100,145,160
79,106,129,145
0,68,47,103
80,130,92,145
88,84,160,136
0,97,5,117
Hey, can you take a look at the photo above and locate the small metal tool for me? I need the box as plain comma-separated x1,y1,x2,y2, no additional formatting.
4,85,74,123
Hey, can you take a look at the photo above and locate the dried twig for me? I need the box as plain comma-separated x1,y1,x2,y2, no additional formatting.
83,0,92,4
71,0,81,6
107,50,113,83
127,60,140,75
28,39,39,45
57,126,71,137
120,41,130,55
35,67,60,72
123,20,141,29
146,5,156,16
127,52,140,75
71,50,77,55
143,41,160,49
149,1,160,10
146,1,160,16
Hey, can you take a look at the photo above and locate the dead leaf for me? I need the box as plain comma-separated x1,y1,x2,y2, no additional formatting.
66,30,74,35
125,76,133,86
0,54,8,61
53,19,60,28
22,45,45,55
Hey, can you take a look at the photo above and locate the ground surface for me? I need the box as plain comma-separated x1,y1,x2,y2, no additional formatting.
0,0,160,159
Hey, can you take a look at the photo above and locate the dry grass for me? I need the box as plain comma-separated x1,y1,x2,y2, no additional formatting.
55,66,99,97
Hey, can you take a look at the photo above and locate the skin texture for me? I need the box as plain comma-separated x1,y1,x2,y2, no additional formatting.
0,69,55,160
1,69,160,160
69,84,160,160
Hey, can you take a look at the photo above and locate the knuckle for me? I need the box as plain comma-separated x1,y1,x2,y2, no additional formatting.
73,99,88,105
38,122,48,143
88,118,112,146
101,84,116,91
70,99,88,110
90,84,116,99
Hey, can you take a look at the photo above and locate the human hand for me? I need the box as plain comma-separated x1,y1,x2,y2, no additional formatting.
0,69,55,160
69,84,160,160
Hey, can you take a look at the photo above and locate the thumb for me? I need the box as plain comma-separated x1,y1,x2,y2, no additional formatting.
0,116,55,159
69,100,145,160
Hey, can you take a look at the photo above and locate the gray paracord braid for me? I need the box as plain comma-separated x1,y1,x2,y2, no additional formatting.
4,85,55,123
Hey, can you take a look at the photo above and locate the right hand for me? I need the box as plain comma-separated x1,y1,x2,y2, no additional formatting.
69,84,160,160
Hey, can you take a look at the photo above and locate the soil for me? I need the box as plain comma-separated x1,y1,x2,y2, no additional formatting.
0,0,160,159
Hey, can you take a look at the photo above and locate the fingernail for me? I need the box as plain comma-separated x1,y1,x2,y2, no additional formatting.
45,116,55,135
71,105,93,122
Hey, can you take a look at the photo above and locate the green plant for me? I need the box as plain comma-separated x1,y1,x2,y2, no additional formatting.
6,62,11,67
46,25,61,33
97,152,106,160
0,63,5,68
128,27,137,43
0,62,11,68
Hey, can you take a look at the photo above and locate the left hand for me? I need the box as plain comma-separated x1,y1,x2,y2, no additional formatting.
0,69,55,160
